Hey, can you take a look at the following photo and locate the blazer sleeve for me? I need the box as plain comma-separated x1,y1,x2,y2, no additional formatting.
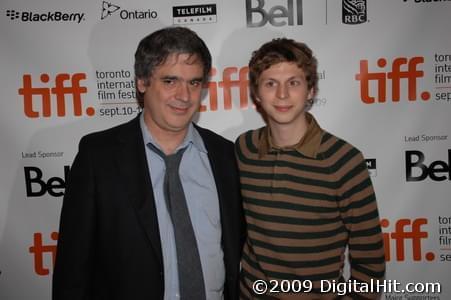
52,136,96,300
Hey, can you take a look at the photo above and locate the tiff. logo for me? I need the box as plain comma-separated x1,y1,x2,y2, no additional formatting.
29,232,58,276
355,57,430,104
18,73,93,118
381,218,435,262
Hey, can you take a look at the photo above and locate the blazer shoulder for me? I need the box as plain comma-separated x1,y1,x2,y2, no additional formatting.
79,116,140,150
194,123,233,148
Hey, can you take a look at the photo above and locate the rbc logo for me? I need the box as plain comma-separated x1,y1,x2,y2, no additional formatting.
245,0,303,27
342,0,367,25
355,57,430,104
18,73,93,118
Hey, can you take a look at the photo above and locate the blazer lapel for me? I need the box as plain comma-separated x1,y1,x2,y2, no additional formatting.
115,116,163,268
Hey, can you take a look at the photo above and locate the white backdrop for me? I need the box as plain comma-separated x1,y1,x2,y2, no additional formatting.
1,0,450,299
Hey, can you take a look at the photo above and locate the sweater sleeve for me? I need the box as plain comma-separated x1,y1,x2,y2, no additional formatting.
336,150,386,300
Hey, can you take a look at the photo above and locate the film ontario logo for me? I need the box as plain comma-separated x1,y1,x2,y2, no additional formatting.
355,56,430,104
18,72,94,118
245,0,303,27
5,9,85,23
100,1,157,21
172,4,217,25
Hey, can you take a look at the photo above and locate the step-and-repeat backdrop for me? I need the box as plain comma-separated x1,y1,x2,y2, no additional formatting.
1,0,450,299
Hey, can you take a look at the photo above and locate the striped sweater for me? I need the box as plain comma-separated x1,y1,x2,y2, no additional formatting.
236,114,385,299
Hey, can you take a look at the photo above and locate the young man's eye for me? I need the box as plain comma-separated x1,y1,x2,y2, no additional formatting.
289,80,301,86
264,81,276,88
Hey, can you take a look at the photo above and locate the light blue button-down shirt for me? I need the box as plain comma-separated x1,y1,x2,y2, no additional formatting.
140,114,225,300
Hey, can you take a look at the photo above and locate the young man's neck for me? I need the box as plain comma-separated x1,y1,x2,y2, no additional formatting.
268,115,309,148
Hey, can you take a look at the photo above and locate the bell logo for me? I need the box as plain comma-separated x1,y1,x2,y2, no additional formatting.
245,0,303,27
24,165,70,197
405,149,450,182
19,73,93,118
355,56,430,104
381,218,435,262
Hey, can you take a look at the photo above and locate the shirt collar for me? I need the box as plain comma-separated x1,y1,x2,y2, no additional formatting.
139,112,207,154
258,112,323,159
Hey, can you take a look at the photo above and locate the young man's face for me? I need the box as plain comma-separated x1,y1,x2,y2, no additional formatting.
256,61,314,129
138,53,204,136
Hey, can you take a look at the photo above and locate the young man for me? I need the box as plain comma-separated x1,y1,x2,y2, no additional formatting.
236,38,385,299
53,27,244,300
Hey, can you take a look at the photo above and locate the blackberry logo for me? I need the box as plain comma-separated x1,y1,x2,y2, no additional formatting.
342,0,367,25
5,9,84,23
172,4,217,25
101,1,120,20
6,10,20,20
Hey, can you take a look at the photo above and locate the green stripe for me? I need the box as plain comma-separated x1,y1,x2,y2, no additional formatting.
244,196,339,213
320,137,347,158
349,225,382,238
249,237,347,254
242,184,337,201
245,209,342,225
321,132,333,144
350,256,385,265
240,170,340,189
255,253,343,268
337,161,367,188
349,240,384,251
237,143,361,176
242,253,341,282
342,209,380,224
247,222,346,239
247,224,346,240
338,194,376,213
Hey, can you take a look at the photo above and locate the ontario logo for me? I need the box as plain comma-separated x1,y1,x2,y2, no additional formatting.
342,0,367,24
18,72,93,118
100,1,157,21
172,4,217,25
5,9,85,23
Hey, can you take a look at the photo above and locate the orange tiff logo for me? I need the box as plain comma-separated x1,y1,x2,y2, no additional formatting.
29,232,58,276
19,73,93,118
381,218,435,262
200,66,251,112
355,56,430,104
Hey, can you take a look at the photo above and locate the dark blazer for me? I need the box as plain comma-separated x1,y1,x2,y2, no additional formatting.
52,115,244,300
